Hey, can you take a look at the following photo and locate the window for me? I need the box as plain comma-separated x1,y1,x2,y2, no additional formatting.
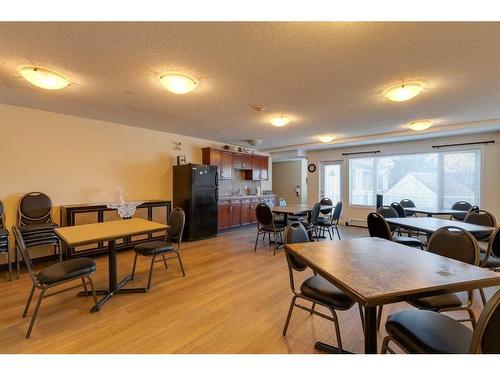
348,150,480,208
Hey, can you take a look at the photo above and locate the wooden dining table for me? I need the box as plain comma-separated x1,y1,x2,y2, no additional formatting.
385,217,494,238
285,237,500,353
404,207,467,217
55,218,168,312
272,203,334,223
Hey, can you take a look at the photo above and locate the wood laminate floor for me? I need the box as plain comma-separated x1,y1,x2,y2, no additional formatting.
0,225,496,353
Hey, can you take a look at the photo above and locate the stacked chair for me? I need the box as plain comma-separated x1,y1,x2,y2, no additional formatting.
15,192,61,277
0,200,12,281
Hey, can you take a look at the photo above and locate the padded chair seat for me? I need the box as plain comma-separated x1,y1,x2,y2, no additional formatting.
393,236,424,248
37,258,96,285
23,237,60,247
300,275,354,310
317,218,332,226
480,252,500,268
22,232,59,240
260,224,286,232
135,241,174,255
408,293,462,310
0,228,8,238
385,309,472,353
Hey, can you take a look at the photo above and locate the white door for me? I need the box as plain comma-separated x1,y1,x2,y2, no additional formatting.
320,161,342,203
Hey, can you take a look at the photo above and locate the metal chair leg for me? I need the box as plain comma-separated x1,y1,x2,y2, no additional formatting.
131,253,138,280
16,244,20,279
6,250,12,281
359,304,365,334
85,276,99,307
23,284,36,318
310,302,316,315
328,308,343,352
466,308,477,329
81,277,89,294
328,227,333,240
26,288,46,338
377,305,383,330
161,254,169,270
479,288,487,306
146,254,157,290
282,295,297,336
381,336,391,354
254,231,260,252
336,226,341,240
175,251,186,276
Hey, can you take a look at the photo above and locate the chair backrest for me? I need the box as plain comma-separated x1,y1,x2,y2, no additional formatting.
278,198,286,207
319,197,333,215
377,205,398,218
489,226,500,258
390,202,406,218
18,192,53,226
12,227,39,286
331,201,343,224
367,212,392,241
470,288,500,353
451,201,472,220
255,203,273,227
464,209,497,228
166,207,185,245
0,200,5,229
427,226,479,265
309,203,321,225
284,222,310,272
399,199,416,208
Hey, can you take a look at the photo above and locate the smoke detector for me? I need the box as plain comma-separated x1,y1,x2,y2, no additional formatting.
251,105,265,112
247,139,262,146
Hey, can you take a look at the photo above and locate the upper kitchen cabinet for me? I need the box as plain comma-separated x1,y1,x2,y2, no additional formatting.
220,151,233,180
202,147,268,181
202,147,232,180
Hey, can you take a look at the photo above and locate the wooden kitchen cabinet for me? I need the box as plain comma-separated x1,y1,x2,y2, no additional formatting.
202,148,222,178
241,154,252,170
218,200,231,230
229,199,241,227
241,199,252,225
220,151,233,180
259,156,269,181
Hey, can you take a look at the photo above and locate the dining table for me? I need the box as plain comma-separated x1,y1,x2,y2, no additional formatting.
404,207,468,217
385,217,494,239
271,203,334,224
55,218,168,312
285,237,500,353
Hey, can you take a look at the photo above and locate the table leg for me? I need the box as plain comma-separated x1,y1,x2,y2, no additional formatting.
364,306,377,353
77,239,148,312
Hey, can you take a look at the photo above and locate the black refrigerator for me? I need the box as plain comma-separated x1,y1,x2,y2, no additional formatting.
173,163,218,241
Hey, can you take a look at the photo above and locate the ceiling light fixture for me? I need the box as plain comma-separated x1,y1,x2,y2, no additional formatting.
318,135,336,143
19,67,69,90
160,72,198,94
270,115,290,127
408,120,434,131
384,82,423,102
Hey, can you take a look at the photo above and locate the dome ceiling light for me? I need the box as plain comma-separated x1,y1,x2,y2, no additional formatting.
270,115,291,127
160,72,198,94
20,67,69,90
407,119,434,131
384,82,423,102
318,135,336,143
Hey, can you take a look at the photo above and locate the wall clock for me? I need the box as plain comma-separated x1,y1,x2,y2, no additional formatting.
307,163,316,173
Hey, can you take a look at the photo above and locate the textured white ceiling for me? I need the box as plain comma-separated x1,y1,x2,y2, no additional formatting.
1,22,499,149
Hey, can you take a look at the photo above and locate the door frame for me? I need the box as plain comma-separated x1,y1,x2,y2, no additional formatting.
319,160,344,203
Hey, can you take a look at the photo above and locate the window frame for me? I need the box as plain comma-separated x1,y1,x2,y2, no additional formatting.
347,148,482,209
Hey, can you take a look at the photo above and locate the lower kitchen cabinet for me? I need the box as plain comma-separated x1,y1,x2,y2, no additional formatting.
218,196,275,232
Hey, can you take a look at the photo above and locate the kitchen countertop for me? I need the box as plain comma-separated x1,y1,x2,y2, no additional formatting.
219,194,275,200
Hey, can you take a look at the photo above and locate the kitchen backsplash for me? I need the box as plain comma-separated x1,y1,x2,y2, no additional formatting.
219,170,261,196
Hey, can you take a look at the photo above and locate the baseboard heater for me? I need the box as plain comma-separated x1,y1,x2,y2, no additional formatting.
345,219,368,228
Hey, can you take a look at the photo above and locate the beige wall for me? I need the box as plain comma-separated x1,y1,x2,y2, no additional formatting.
306,131,500,224
0,104,270,261
272,160,307,204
